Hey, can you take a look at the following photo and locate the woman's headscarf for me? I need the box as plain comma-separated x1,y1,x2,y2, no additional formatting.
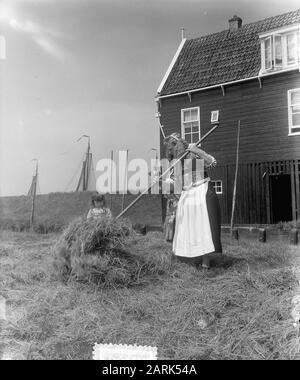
163,133,189,162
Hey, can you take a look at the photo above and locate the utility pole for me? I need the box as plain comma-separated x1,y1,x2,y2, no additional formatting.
85,137,91,190
230,120,241,238
121,149,129,211
29,159,38,230
110,150,114,210
155,110,166,139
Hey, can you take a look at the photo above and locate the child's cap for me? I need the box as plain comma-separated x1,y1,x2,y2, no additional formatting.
91,193,105,203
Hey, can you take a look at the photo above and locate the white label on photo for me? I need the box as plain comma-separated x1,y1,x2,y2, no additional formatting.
93,343,157,360
0,296,7,320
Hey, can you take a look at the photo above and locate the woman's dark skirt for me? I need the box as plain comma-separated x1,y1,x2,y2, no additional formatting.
176,181,222,266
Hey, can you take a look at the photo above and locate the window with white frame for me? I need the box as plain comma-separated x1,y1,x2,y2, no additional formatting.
211,180,223,194
288,88,300,135
181,107,200,143
260,26,300,74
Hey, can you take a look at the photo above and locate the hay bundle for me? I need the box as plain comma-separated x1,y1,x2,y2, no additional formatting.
53,217,172,287
60,216,132,253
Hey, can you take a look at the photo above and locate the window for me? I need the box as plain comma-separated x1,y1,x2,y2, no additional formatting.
181,107,200,143
274,35,283,67
211,180,223,195
287,33,298,65
211,110,219,123
264,36,272,70
260,26,300,73
288,89,300,135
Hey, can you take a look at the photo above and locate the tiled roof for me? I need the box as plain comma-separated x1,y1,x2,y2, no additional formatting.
159,9,300,96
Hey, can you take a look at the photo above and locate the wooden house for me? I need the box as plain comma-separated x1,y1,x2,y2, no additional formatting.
156,10,300,225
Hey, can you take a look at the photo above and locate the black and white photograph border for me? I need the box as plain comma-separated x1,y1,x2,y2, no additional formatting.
0,0,300,362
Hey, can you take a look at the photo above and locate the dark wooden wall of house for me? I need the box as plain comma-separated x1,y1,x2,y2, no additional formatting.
159,71,300,164
208,160,300,225
159,71,300,224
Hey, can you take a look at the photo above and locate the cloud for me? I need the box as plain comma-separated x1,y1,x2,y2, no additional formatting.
9,18,39,33
43,108,53,116
13,19,64,60
0,1,64,60
34,36,64,61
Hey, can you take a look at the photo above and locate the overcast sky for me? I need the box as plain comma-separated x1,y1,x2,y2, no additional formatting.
0,0,299,196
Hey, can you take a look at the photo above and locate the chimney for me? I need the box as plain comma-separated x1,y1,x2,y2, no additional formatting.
229,15,242,32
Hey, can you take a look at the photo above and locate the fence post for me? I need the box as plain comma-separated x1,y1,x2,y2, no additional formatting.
259,228,266,243
232,228,239,240
290,228,298,245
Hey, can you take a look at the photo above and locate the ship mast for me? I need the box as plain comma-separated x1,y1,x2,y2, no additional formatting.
76,135,92,191
28,159,38,228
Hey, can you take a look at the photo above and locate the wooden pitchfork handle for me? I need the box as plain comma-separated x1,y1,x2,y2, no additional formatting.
116,124,219,219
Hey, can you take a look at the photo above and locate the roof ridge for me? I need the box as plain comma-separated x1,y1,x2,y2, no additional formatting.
242,8,300,29
188,8,300,42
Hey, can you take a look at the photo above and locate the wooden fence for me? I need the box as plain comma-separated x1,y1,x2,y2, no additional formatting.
209,159,300,225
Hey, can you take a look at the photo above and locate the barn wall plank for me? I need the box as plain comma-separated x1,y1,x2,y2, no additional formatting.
160,71,300,165
291,161,297,221
295,161,300,220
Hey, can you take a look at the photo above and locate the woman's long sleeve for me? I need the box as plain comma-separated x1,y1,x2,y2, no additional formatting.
189,145,217,168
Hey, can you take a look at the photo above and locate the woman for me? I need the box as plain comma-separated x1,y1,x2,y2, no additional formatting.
164,133,222,269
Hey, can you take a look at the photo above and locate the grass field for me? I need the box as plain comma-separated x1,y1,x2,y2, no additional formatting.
0,192,162,232
0,230,300,360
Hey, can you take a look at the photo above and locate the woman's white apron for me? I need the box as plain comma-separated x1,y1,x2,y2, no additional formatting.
173,180,215,257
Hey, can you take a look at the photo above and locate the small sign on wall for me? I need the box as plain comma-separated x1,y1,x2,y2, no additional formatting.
211,110,219,123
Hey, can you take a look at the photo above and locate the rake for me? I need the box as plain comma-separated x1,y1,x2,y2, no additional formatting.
116,124,219,219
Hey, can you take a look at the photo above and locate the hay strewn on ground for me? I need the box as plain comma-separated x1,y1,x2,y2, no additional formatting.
0,231,300,360
53,217,173,287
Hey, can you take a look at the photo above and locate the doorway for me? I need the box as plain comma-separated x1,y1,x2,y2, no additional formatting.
269,174,293,223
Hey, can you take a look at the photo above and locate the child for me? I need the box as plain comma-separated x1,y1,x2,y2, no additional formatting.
87,194,112,220
164,194,179,242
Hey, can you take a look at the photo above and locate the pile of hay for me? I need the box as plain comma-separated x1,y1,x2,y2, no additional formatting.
53,217,173,287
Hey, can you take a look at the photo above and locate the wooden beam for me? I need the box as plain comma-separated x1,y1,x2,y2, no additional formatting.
225,164,229,223
259,163,264,224
240,163,245,223
116,124,220,219
266,163,271,224
255,163,260,223
258,76,262,88
250,163,255,224
110,150,114,210
291,160,297,222
221,85,225,96
230,120,241,235
246,163,250,223
295,160,300,220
